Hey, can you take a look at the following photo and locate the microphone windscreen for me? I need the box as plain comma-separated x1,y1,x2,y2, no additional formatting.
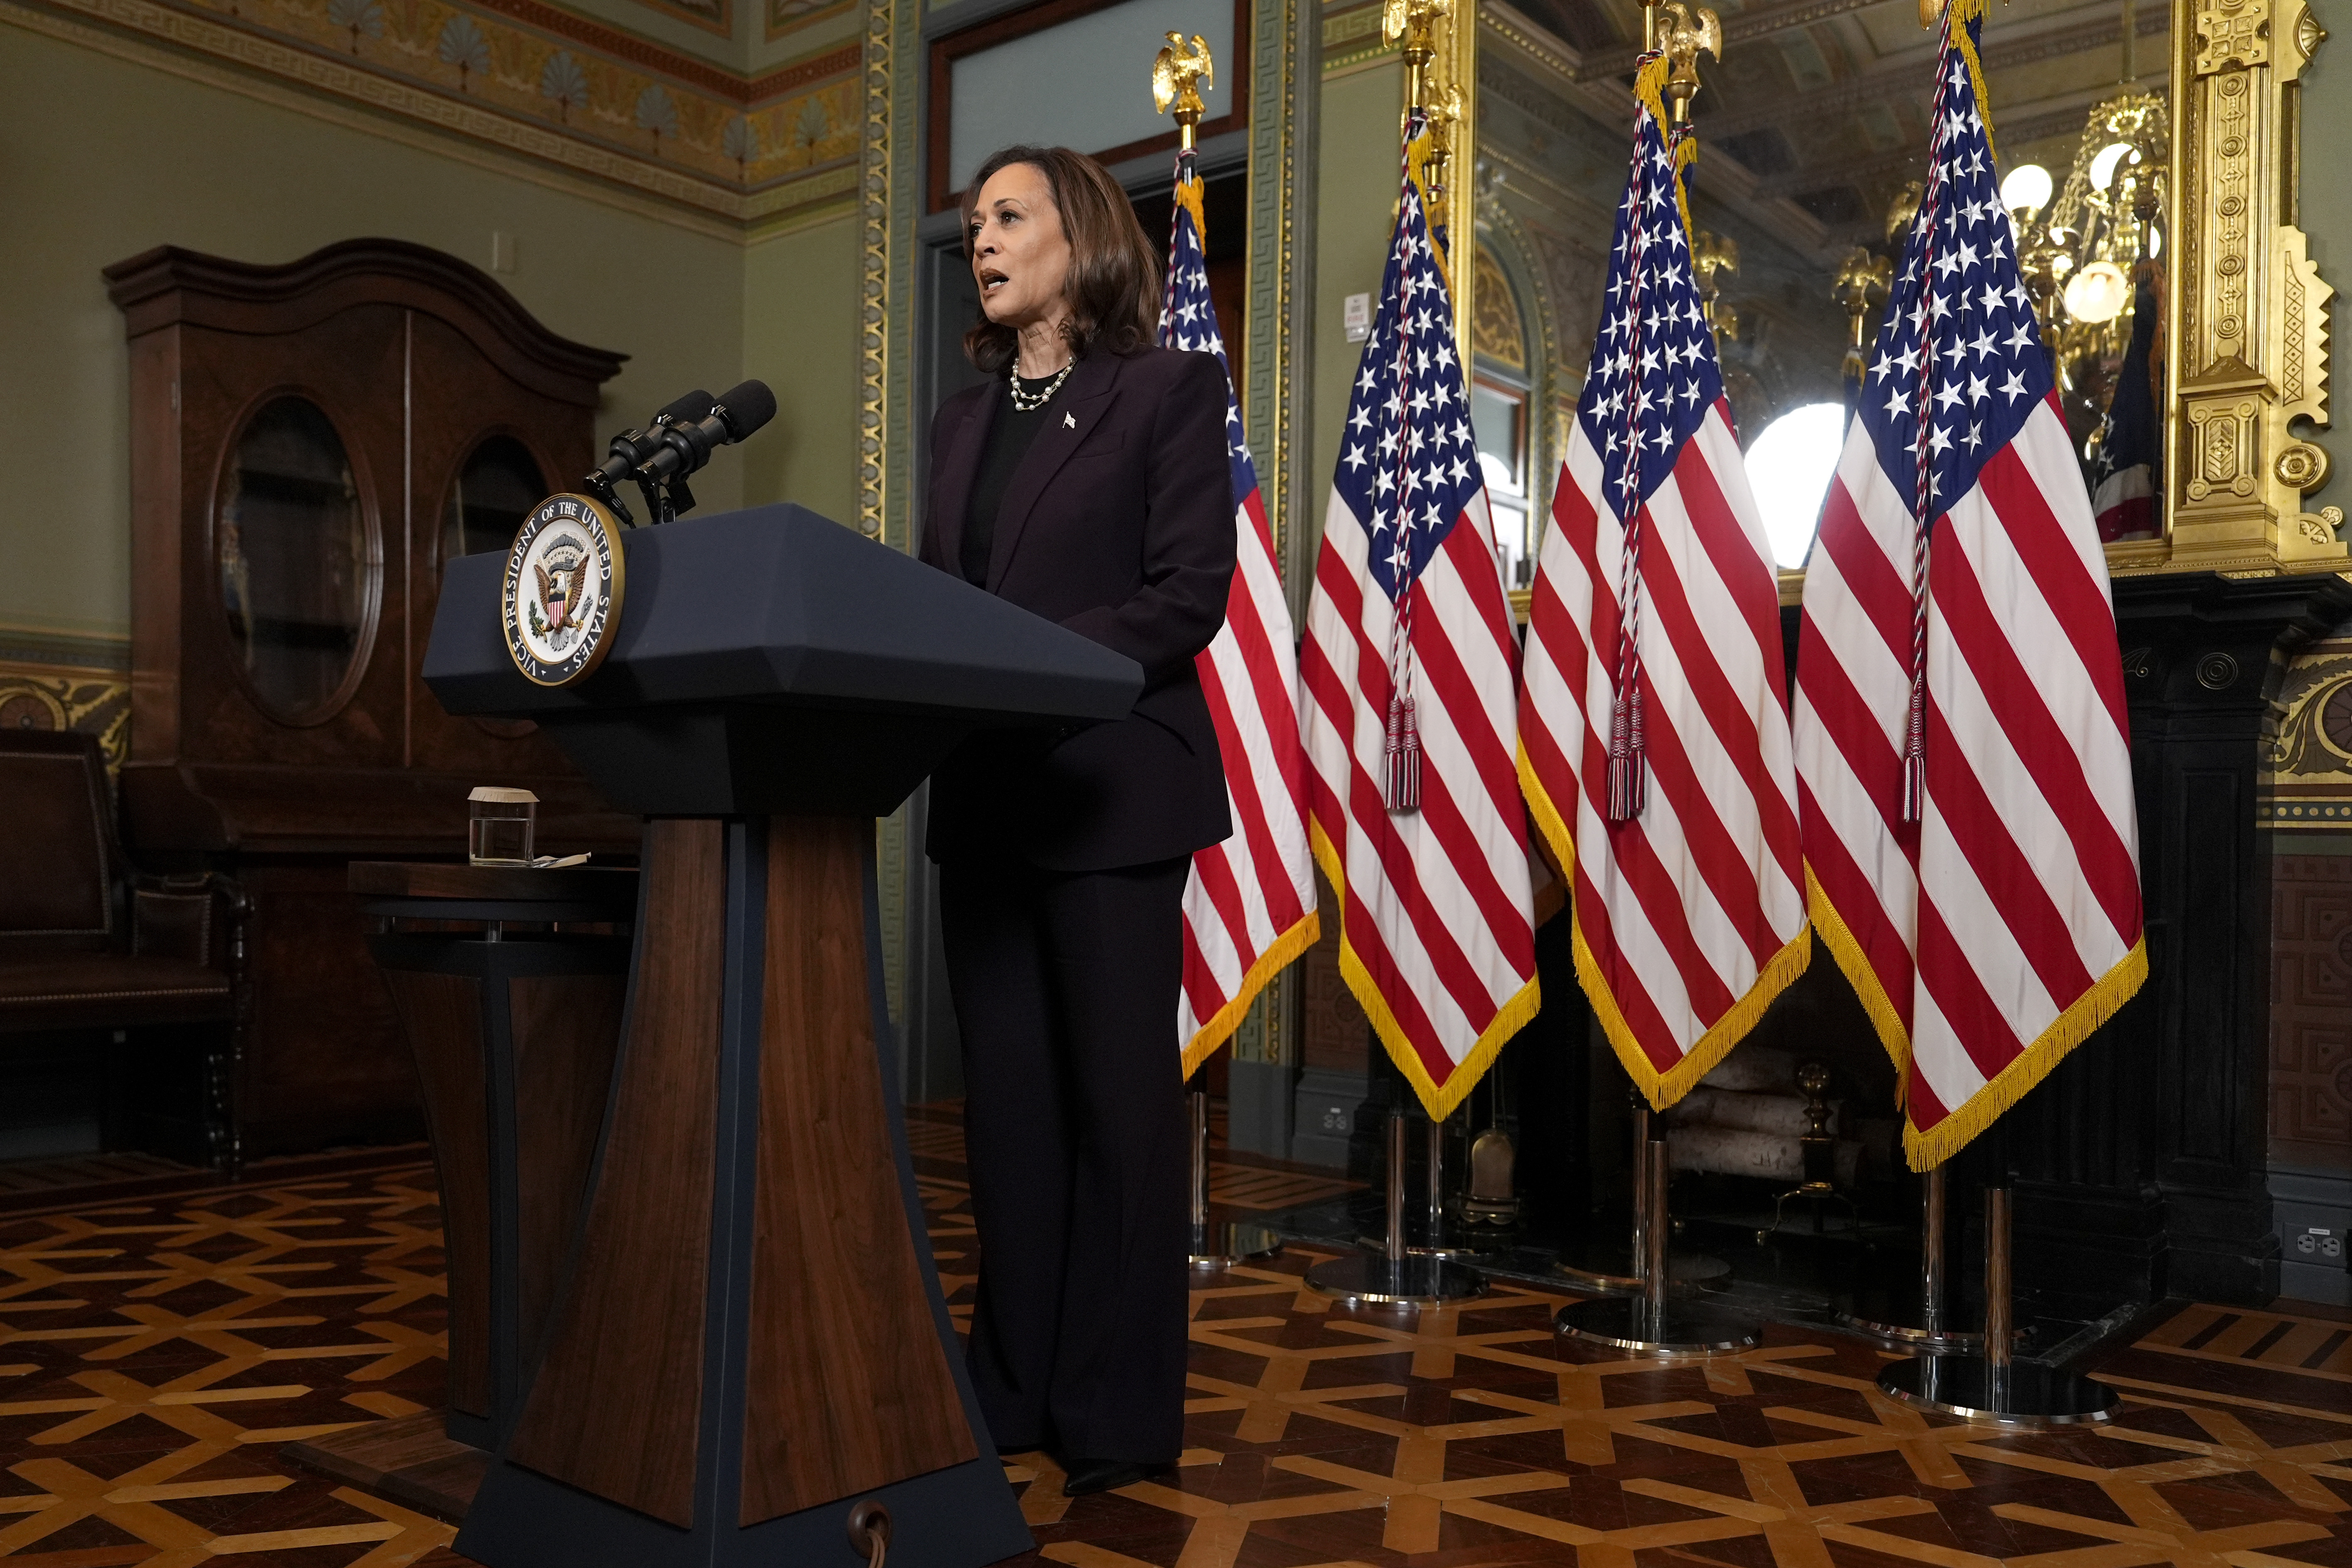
657,388,717,425
714,380,777,441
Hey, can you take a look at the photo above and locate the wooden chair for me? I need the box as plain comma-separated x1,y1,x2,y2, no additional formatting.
0,730,250,1174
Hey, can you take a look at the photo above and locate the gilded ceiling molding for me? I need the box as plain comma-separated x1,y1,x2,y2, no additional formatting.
5,0,862,228
2163,0,2340,569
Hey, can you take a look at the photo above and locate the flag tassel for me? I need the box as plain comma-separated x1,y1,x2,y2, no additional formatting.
1901,676,1926,824
1385,687,1421,813
1606,684,1646,822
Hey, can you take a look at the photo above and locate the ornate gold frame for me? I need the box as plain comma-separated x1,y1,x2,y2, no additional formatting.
2157,0,2340,570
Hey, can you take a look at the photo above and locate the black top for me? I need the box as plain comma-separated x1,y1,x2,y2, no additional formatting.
960,372,1060,584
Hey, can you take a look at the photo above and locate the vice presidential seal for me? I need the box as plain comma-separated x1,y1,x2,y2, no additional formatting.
503,493,625,686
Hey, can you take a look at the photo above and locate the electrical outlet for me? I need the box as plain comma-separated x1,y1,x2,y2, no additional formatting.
2293,1226,2343,1260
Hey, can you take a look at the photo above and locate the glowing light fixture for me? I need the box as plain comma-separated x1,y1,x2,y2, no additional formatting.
1745,403,1847,569
2063,260,2132,323
2089,140,2136,191
2000,162,2053,213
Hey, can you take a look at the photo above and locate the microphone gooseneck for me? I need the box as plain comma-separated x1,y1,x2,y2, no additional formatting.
575,381,773,525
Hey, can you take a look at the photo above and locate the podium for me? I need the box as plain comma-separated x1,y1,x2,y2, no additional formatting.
421,505,1141,1568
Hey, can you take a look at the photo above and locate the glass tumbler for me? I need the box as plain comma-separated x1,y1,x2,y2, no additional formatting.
468,786,538,866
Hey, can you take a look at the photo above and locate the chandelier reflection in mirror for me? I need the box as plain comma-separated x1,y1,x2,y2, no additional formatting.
2000,89,2169,482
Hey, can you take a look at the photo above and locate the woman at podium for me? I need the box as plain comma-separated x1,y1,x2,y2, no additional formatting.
916,144,1236,1498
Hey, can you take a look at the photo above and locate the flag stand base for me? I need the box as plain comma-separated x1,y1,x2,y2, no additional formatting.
1378,1116,1488,1261
1555,1139,1760,1356
1190,1222,1283,1269
1874,1186,2118,1428
1551,1246,1729,1294
1555,1295,1761,1355
1555,1098,1727,1292
1306,1250,1486,1306
1308,1110,1484,1306
1875,1357,2118,1424
1185,1089,1284,1269
1836,1166,1982,1349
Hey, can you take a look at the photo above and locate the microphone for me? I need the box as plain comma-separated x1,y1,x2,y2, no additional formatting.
583,389,716,497
634,380,778,488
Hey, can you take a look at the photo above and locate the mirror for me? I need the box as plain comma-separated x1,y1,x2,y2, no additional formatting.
443,434,548,573
1475,0,2168,560
215,394,376,722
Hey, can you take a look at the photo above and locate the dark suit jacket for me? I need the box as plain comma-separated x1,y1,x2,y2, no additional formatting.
919,346,1237,871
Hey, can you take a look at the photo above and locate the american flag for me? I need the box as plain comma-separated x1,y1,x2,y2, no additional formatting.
1161,157,1320,1074
1300,119,1539,1119
1517,58,1810,1111
1792,0,2146,1167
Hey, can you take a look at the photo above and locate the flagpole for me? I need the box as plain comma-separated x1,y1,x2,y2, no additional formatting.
1878,1178,2121,1425
1835,1164,1984,1348
1152,34,1284,1276
1302,0,1489,1307
1545,0,1768,1359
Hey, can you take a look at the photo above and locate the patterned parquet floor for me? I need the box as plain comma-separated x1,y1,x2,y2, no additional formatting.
0,1116,2342,1566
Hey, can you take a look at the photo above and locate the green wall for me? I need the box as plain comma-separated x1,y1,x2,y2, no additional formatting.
1307,59,1404,543
0,24,863,641
2296,46,2352,506
743,212,864,527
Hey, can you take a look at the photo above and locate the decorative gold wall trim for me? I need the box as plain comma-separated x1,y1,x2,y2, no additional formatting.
856,0,890,543
2165,0,2341,570
1321,0,1390,75
0,632,132,770
861,0,920,1027
2262,633,2352,828
3,0,864,232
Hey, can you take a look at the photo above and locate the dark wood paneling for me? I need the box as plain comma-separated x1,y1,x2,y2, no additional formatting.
2000,574,2352,1306
382,969,491,1419
2270,854,2352,1172
1299,868,1369,1073
508,971,625,1367
508,819,724,1528
243,862,419,1151
739,817,977,1526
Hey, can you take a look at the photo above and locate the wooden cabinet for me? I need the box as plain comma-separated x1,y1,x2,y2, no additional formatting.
106,240,637,1157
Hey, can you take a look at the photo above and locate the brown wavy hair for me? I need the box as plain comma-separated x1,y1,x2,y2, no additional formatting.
962,145,1160,375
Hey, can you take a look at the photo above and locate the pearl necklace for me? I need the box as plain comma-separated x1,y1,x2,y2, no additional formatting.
1007,359,1075,412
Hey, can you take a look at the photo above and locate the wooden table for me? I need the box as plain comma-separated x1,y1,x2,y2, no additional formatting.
286,860,639,1516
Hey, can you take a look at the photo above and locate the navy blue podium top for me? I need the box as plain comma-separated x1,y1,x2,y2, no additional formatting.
424,504,1142,818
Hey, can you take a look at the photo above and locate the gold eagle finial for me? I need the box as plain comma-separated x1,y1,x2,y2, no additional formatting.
1152,32,1213,136
1655,0,1722,124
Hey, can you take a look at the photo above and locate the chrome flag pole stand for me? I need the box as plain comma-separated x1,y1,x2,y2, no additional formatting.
1186,1088,1282,1270
1407,1114,1484,1262
1557,1137,1760,1355
1555,1090,1729,1293
1308,1107,1484,1306
1876,1186,2120,1426
1836,1164,1981,1349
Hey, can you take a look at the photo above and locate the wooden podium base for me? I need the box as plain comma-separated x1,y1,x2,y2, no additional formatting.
454,817,1029,1568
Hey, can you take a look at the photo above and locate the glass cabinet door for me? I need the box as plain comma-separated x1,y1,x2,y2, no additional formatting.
215,394,377,723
